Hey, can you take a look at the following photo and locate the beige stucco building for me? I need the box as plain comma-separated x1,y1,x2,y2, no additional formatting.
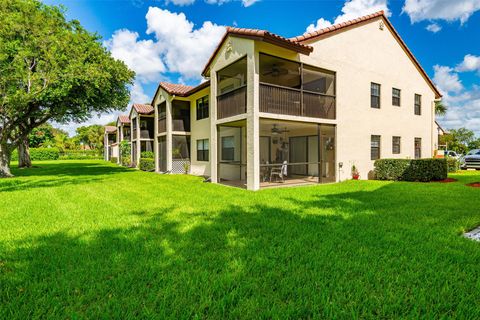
113,11,442,190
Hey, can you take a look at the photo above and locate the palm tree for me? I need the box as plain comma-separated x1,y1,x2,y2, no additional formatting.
435,100,447,116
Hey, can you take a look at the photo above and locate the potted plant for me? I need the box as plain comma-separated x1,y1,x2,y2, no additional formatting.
351,165,360,180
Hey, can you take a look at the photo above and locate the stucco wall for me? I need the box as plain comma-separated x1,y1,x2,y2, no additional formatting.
188,86,211,176
300,17,436,180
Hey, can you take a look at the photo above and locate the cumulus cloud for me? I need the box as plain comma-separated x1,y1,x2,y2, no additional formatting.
433,65,464,94
144,8,226,79
426,22,441,33
305,18,332,34
60,8,225,135
434,57,480,136
456,54,480,73
304,0,389,34
104,29,166,83
403,0,480,24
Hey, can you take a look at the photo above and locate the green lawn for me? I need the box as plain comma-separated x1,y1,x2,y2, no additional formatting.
1,160,480,318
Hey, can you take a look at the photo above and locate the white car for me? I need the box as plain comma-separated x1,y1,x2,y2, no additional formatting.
445,150,461,160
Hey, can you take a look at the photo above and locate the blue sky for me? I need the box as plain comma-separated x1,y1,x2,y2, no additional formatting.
45,0,480,135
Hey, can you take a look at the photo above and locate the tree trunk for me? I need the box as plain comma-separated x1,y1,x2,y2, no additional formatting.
17,136,32,168
0,142,13,178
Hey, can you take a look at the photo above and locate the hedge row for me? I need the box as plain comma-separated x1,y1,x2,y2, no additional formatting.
139,158,155,171
110,157,118,164
11,148,60,161
59,155,102,160
374,158,447,182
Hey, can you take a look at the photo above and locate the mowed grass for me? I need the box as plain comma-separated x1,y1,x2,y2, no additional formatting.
1,161,480,319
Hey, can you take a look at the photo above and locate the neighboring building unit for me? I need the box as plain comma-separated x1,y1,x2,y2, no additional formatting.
125,11,443,190
129,104,154,167
116,115,131,164
104,126,118,161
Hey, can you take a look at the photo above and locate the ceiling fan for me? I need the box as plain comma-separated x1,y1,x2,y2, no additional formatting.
271,124,289,135
262,63,289,77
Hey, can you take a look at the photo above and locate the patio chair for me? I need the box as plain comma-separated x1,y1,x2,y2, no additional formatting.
270,161,287,183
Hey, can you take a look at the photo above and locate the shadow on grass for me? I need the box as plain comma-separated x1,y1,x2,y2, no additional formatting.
11,161,131,177
0,161,132,192
1,183,480,319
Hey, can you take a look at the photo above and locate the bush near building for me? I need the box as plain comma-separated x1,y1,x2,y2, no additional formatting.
374,158,447,182
139,158,155,172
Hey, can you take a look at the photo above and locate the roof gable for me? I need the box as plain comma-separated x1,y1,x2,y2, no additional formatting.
201,27,313,77
291,11,441,99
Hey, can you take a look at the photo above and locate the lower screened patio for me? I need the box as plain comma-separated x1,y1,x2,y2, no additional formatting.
218,119,336,189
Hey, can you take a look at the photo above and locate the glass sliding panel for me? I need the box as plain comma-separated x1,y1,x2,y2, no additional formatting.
218,122,246,186
308,135,319,176
320,124,336,183
289,137,308,175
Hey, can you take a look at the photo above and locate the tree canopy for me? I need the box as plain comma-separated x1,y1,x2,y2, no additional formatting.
0,0,135,176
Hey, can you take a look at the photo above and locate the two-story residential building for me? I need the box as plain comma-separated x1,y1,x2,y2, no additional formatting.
129,104,154,167
138,11,441,190
115,115,131,164
104,126,118,161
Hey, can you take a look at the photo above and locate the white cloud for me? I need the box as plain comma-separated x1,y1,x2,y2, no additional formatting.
433,65,464,94
403,0,480,24
305,18,332,34
455,54,480,73
334,0,390,24
426,22,442,33
104,29,166,83
145,7,226,79
434,56,480,136
304,0,389,34
241,0,258,7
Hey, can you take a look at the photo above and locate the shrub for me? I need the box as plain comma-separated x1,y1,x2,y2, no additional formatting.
447,158,459,173
59,150,103,160
141,151,154,159
12,147,60,161
110,157,118,164
139,158,155,172
374,158,447,182
121,156,131,167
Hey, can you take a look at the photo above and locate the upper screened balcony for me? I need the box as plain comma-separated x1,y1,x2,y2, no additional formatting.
259,53,336,120
217,57,247,120
215,53,336,121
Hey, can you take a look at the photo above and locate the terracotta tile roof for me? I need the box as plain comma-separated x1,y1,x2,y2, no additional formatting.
290,11,385,42
104,126,116,133
160,82,194,96
118,115,130,124
201,27,313,76
290,11,441,99
133,103,154,115
151,80,211,105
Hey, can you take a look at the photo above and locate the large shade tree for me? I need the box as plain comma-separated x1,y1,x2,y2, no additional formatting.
0,0,134,176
